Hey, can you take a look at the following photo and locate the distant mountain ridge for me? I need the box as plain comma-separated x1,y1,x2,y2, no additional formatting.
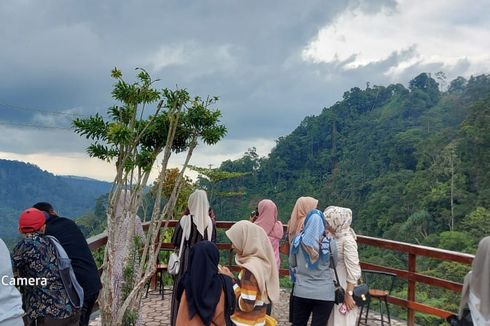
0,159,111,246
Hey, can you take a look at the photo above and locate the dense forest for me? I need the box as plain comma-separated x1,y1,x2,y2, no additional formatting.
209,73,489,248
0,159,111,246
195,73,490,324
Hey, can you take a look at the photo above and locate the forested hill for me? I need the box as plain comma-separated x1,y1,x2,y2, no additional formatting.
212,73,490,251
0,159,111,246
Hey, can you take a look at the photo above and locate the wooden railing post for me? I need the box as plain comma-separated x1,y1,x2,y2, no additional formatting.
407,253,417,326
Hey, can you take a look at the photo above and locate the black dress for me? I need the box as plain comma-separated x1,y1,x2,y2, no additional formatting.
170,216,216,326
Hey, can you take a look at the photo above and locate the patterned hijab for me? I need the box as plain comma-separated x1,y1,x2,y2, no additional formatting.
225,221,280,304
291,209,330,269
188,189,213,239
323,206,357,239
287,197,318,243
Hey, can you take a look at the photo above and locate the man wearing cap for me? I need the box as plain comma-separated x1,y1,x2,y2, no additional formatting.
32,202,101,326
11,208,80,325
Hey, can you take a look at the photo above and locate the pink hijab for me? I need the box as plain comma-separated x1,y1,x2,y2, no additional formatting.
287,196,318,243
254,199,283,268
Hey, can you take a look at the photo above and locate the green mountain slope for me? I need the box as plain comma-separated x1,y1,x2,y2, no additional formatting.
0,159,111,246
212,73,490,249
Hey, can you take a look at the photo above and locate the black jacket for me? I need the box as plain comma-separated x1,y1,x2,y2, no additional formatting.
45,216,102,296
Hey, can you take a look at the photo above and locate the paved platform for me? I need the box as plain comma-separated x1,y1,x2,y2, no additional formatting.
90,288,408,325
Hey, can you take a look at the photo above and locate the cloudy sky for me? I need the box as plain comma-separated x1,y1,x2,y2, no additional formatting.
0,0,489,181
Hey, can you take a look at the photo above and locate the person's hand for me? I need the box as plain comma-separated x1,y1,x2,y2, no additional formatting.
218,265,235,279
344,293,356,310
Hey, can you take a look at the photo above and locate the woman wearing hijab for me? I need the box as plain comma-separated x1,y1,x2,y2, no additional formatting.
176,241,235,326
220,220,280,326
458,236,490,326
171,189,216,326
254,199,284,269
289,208,337,326
287,197,318,244
324,206,361,326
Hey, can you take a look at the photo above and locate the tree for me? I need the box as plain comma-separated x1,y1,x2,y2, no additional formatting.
73,68,226,325
152,168,194,217
462,207,490,242
188,164,249,206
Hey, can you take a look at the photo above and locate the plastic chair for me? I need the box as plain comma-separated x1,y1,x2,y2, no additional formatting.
357,269,397,326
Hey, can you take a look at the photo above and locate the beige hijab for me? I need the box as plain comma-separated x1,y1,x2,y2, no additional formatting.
187,189,213,240
323,206,357,239
225,220,280,304
287,196,318,243
459,236,490,320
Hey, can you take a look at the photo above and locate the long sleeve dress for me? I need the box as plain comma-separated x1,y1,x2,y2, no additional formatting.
170,216,216,326
327,233,362,326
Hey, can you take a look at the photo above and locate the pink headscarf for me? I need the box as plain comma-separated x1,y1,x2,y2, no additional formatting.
287,196,318,243
254,199,283,268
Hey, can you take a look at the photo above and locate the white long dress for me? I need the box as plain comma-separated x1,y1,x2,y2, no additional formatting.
328,232,362,326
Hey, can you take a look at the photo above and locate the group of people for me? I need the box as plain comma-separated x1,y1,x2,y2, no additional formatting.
1,190,487,326
0,203,101,326
170,191,362,326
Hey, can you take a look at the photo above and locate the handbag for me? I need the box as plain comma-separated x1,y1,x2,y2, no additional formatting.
447,310,473,326
352,283,369,307
168,216,190,275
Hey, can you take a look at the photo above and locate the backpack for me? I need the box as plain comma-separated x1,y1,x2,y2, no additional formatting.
46,235,84,308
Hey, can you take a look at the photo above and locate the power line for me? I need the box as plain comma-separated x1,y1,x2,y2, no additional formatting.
0,102,94,118
0,120,72,130
0,101,108,130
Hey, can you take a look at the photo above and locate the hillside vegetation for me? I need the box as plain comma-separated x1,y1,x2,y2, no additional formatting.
0,159,111,246
212,73,490,249
201,73,490,324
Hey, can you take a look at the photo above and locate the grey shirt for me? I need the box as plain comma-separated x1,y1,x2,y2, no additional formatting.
0,238,24,324
289,238,338,301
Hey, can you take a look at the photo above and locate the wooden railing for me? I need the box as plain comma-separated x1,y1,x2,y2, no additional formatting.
87,220,474,326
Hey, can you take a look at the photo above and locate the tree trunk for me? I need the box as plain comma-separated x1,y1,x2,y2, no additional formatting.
450,154,454,231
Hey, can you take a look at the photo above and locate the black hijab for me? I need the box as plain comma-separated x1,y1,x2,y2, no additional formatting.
177,241,235,326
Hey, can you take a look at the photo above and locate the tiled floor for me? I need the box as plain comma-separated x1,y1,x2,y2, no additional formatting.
90,288,408,325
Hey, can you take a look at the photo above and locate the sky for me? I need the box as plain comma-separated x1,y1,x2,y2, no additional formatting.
0,0,489,181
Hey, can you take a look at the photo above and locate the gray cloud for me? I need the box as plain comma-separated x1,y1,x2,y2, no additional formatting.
0,0,488,179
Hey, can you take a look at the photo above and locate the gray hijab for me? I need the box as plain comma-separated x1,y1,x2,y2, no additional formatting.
459,236,490,320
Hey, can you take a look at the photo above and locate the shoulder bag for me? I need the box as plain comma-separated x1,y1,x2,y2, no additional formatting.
328,238,345,305
168,216,190,275
329,239,369,306
46,235,84,308
352,282,369,307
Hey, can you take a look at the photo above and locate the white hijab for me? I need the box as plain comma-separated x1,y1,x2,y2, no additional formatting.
187,189,213,240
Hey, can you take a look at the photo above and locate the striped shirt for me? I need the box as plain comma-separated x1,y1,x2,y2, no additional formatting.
231,269,267,326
